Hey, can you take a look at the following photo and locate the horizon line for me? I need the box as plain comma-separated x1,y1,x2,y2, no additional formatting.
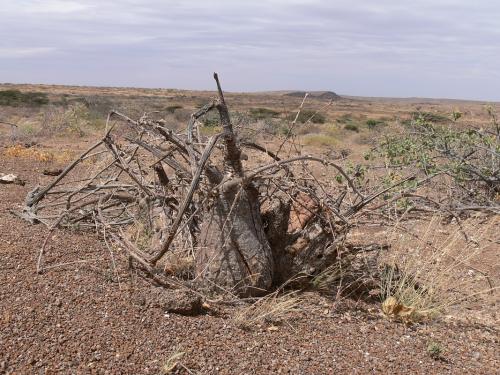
0,81,498,104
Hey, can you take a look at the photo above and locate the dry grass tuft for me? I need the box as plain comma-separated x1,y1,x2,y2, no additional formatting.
380,216,498,322
162,349,185,374
3,144,74,163
302,133,338,147
233,291,301,330
163,252,195,279
310,254,354,292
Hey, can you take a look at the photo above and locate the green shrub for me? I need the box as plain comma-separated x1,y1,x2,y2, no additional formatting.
427,342,444,359
336,113,352,124
0,90,49,107
166,104,183,113
344,123,359,132
287,109,326,124
202,112,220,128
368,110,499,205
409,111,450,123
366,119,386,129
249,107,280,120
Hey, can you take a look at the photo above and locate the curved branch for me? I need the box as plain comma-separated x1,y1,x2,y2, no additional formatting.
151,134,222,264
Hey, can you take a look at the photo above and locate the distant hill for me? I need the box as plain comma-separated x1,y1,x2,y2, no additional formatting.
285,91,341,101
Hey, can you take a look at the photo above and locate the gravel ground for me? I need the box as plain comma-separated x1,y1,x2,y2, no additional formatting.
1,151,499,374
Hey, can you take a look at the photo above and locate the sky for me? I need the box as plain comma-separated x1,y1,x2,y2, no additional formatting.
0,0,499,100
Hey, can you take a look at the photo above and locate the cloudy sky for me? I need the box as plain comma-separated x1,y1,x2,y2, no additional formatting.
0,0,499,100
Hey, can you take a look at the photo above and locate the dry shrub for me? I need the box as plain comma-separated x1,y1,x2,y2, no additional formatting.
311,254,354,292
380,216,498,322
294,123,323,135
173,108,193,124
233,291,301,330
3,144,72,163
38,103,99,137
163,252,195,279
310,244,381,302
302,134,338,147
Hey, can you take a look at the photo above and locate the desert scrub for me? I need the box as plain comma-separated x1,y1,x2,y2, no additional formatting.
366,118,386,129
202,111,220,128
38,103,99,137
427,341,444,360
302,134,338,147
3,144,73,163
336,114,362,132
409,111,450,124
165,104,183,113
344,123,359,132
369,109,500,205
287,109,326,124
248,107,280,120
0,89,49,107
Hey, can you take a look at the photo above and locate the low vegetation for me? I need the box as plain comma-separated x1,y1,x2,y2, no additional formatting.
427,341,445,360
165,104,183,113
287,109,326,124
233,291,301,330
302,133,338,147
366,118,386,129
248,107,280,120
380,216,496,323
1,80,498,375
0,89,49,107
367,107,499,208
344,123,359,132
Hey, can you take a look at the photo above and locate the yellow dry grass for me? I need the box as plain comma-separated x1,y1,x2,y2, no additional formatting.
2,144,73,163
380,215,498,322
233,291,301,330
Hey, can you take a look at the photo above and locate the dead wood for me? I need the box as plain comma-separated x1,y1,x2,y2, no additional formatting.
18,73,397,298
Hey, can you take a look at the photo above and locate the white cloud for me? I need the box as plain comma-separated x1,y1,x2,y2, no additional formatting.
0,47,56,58
0,0,499,99
0,0,92,14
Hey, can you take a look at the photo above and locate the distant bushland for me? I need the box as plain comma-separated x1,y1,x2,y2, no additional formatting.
248,107,280,120
0,89,49,107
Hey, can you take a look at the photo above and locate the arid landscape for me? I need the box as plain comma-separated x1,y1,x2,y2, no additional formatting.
0,81,498,374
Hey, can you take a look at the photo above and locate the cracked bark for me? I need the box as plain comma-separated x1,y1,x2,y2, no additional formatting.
195,74,274,296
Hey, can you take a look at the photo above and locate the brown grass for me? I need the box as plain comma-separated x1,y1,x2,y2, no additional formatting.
380,216,499,322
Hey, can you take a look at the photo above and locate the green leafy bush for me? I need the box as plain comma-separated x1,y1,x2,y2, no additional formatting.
369,110,499,206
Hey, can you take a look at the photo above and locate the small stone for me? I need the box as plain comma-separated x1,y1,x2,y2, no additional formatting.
163,290,203,316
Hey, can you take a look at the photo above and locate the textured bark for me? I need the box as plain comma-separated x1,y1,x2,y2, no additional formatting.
260,192,347,287
194,74,274,296
196,184,274,296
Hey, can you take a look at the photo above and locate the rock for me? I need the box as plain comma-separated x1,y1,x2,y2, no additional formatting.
0,173,25,185
42,169,63,176
162,290,203,316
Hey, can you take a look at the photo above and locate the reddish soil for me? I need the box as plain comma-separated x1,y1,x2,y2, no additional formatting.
1,151,499,374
